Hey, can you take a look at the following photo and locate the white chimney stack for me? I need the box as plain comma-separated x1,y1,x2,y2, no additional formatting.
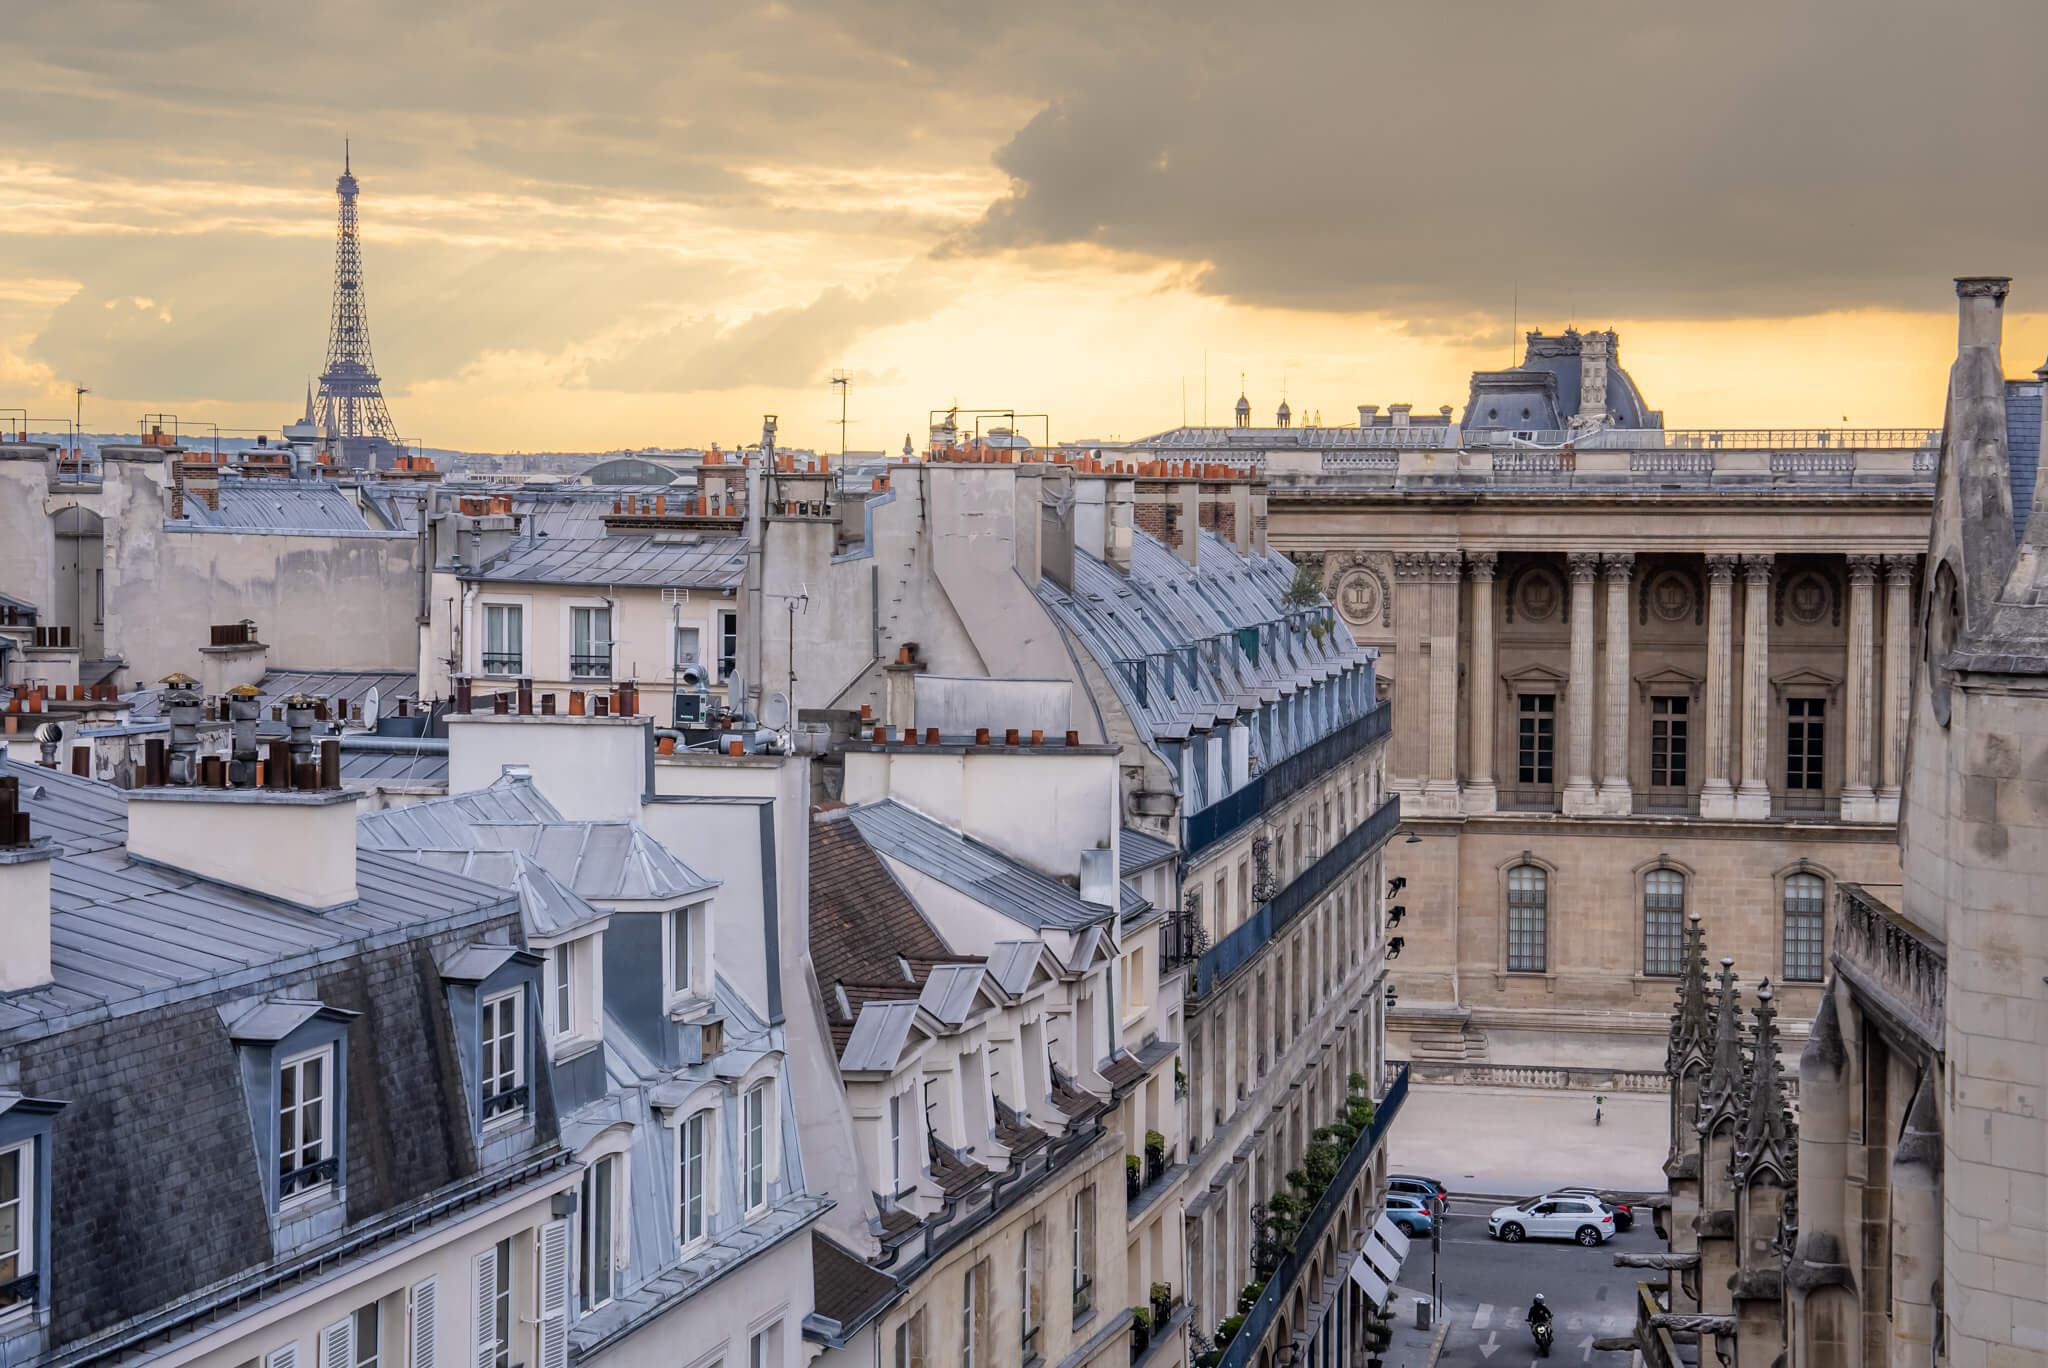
0,774,54,994
127,787,361,912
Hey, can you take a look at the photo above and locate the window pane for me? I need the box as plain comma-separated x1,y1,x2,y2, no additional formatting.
1784,875,1826,980
354,1305,379,1368
1506,865,1547,972
1643,870,1684,976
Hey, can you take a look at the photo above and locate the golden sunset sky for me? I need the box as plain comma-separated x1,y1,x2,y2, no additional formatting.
8,1,2048,455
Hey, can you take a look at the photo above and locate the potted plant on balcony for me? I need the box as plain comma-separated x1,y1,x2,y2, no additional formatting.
1144,1129,1168,1183
1126,1153,1142,1201
1150,1281,1174,1325
1130,1305,1152,1357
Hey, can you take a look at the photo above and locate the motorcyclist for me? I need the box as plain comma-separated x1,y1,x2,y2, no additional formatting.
1528,1294,1554,1331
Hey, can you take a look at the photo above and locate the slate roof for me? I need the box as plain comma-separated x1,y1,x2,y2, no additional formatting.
510,486,697,540
172,480,401,536
2005,378,2043,543
126,669,418,723
810,1233,899,1334
1119,824,1176,875
0,759,519,1038
459,533,747,589
357,775,717,904
847,800,1119,933
339,739,449,786
1035,528,1372,752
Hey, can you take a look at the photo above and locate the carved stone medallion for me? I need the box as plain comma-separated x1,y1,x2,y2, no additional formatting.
1333,567,1384,627
1783,572,1830,626
1648,571,1693,623
1517,570,1562,623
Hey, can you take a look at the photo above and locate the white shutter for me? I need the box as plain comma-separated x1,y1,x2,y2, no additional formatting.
268,1345,300,1368
321,1319,355,1368
538,1220,571,1368
473,1246,499,1368
410,1277,439,1368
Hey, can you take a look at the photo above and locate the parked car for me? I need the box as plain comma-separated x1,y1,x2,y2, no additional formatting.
1487,1195,1614,1246
1556,1186,1634,1231
1385,1194,1435,1237
1389,1173,1450,1208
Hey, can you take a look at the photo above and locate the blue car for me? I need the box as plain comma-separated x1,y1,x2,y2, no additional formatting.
1386,1194,1435,1237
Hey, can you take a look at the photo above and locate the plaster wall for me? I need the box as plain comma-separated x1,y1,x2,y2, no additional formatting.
0,452,58,620
582,1220,813,1368
461,579,732,717
840,748,1119,886
445,714,652,820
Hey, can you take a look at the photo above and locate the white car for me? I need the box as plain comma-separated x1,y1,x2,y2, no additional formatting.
1487,1195,1614,1246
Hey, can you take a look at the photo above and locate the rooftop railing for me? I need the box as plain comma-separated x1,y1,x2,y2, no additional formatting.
1464,427,1939,450
1834,883,1945,1049
1217,1063,1409,1368
1193,794,1399,1000
1182,701,1391,860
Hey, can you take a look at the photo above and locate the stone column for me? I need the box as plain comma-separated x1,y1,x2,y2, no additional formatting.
1463,552,1499,814
1788,991,1857,1364
1423,551,1463,814
1599,553,1635,814
1840,555,1881,821
1700,555,1738,820
1888,1072,1943,1368
1878,556,1914,820
1390,552,1429,797
1734,555,1774,820
1562,553,1601,814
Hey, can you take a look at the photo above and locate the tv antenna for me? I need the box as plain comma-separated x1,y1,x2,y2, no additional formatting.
829,370,853,461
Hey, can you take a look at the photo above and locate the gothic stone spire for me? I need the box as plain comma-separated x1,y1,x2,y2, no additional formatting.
1735,981,1796,1186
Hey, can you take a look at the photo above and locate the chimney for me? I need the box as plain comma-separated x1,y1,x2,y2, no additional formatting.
1167,478,1201,566
1357,405,1377,427
226,684,261,787
1104,477,1134,574
1040,467,1078,591
0,775,54,994
1578,330,1611,424
162,674,203,786
126,778,360,912
445,707,653,821
1079,847,1115,908
1388,404,1412,427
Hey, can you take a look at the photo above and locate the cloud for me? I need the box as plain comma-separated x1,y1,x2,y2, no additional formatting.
961,1,2048,322
586,276,944,394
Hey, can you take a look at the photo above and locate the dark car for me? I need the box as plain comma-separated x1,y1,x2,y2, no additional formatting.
1389,1173,1450,1208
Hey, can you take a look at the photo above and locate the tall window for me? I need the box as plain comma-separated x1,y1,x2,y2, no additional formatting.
888,1093,904,1194
678,1110,710,1243
1021,1220,1046,1360
489,1237,512,1368
1643,870,1685,976
278,1046,333,1198
743,1083,769,1212
1786,698,1826,804
1784,874,1826,982
961,1259,991,1368
718,611,739,681
1071,1187,1096,1321
1506,864,1547,973
551,943,576,1041
1649,696,1689,802
482,604,522,676
0,1141,31,1314
571,606,611,679
1517,694,1556,792
481,991,524,1122
666,906,699,1003
352,1304,379,1368
894,1308,927,1368
580,1153,617,1312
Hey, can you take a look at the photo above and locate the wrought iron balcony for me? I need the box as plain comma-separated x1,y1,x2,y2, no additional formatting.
1192,795,1399,1000
1216,1064,1409,1368
481,652,523,676
482,1082,530,1120
279,1154,339,1198
569,653,612,679
1182,702,1391,859
1834,883,1945,1049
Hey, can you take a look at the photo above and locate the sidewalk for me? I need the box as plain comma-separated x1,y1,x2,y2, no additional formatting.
1381,1281,1451,1368
1387,1082,1668,1196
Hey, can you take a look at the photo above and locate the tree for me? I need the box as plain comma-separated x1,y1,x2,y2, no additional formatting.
1281,562,1326,612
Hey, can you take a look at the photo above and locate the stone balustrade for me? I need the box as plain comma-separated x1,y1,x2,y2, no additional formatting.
1833,882,1946,1048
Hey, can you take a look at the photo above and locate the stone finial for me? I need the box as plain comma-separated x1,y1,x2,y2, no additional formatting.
1666,910,1712,1076
1735,980,1797,1185
1697,957,1744,1131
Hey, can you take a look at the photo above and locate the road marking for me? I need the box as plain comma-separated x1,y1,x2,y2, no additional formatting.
1476,1330,1500,1359
1579,1335,1596,1361
1474,1303,1493,1329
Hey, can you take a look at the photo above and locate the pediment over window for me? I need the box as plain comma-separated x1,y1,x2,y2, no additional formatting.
1770,666,1841,701
1634,666,1705,704
1501,663,1570,690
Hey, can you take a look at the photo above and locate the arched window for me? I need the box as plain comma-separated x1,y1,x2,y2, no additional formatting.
1643,870,1686,976
1506,864,1547,972
1783,873,1827,981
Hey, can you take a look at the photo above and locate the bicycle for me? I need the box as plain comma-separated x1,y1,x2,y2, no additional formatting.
1594,1094,1605,1127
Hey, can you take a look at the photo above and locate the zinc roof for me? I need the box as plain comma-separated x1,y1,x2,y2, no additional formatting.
459,534,747,590
1119,824,1176,875
845,800,1116,933
173,480,400,536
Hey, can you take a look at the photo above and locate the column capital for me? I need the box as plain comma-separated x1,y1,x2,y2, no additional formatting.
1566,552,1601,583
1845,554,1881,583
1465,550,1499,582
1425,550,1463,581
1704,554,1739,583
1392,551,1430,582
1601,553,1636,582
1741,554,1774,586
1882,554,1918,585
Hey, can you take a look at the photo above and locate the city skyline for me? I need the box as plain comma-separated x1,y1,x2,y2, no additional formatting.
7,2,2048,453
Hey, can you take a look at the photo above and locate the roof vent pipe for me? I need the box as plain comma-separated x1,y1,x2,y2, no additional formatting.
164,675,202,785
227,685,261,786
285,693,318,781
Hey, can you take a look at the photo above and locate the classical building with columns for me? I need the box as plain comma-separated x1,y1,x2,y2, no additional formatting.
1126,328,1948,1071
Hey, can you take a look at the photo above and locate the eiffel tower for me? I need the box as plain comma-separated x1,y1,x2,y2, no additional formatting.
314,143,404,470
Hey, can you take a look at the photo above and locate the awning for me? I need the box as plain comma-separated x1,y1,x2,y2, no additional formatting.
1362,1233,1402,1285
1348,1250,1390,1303
1373,1211,1414,1261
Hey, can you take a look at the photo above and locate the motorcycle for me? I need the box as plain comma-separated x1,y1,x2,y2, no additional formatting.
1532,1318,1554,1358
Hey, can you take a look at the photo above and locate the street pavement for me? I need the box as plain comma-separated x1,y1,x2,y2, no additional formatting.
1382,1196,1655,1368
1387,1084,1668,1197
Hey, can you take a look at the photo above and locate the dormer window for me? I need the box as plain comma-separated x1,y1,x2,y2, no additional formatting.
0,1140,32,1316
481,991,526,1124
278,1047,336,1201
664,902,711,1011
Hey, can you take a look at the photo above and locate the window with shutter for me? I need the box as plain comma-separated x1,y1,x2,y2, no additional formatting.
409,1278,438,1368
321,1319,355,1368
268,1345,300,1368
472,1246,498,1368
538,1220,570,1368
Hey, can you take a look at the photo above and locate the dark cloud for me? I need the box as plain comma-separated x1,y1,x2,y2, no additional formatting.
962,1,2048,321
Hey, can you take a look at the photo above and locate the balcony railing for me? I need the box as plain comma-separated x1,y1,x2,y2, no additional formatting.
1217,1064,1409,1368
1834,883,1945,1049
1464,427,1938,450
569,653,612,679
1182,701,1391,859
481,652,523,676
1193,795,1399,1000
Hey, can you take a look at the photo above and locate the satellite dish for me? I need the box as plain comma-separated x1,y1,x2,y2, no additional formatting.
760,691,791,730
362,687,381,728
